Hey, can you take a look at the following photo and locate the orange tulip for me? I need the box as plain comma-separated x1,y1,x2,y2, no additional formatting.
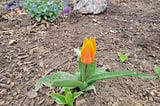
81,37,96,64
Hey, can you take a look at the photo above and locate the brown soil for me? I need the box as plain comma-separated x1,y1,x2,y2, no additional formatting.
0,0,160,106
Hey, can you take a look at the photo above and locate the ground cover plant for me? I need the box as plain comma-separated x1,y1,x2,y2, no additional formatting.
20,0,64,22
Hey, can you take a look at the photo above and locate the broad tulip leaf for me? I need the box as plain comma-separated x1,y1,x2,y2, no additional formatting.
53,80,83,88
78,60,86,81
95,67,107,74
35,72,76,91
87,70,155,84
83,84,96,93
50,93,66,104
131,72,156,79
74,71,81,81
78,60,96,81
86,61,96,80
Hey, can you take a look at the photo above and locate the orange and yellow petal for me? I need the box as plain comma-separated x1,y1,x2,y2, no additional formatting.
81,37,96,64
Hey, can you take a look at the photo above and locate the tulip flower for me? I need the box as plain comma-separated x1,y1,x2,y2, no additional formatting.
81,37,96,64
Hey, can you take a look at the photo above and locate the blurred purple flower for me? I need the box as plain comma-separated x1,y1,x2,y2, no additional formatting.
62,6,70,14
2,0,19,10
62,0,70,14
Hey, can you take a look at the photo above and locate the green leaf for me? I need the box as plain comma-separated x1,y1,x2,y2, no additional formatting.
53,80,83,88
35,72,76,91
117,52,129,63
74,70,81,81
78,60,96,81
96,67,107,74
73,92,83,100
87,70,155,84
154,65,160,80
80,82,88,90
44,16,48,20
131,72,156,79
35,16,41,22
78,60,86,81
50,93,66,104
86,61,96,80
60,87,75,93
65,88,73,105
83,85,96,93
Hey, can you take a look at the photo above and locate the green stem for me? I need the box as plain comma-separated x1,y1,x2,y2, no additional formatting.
83,64,88,82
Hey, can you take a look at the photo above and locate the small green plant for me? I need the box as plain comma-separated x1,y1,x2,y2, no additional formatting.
35,37,155,105
50,88,82,106
154,65,160,80
20,0,63,22
117,52,129,63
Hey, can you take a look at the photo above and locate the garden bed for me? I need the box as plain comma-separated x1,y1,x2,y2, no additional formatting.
0,0,160,105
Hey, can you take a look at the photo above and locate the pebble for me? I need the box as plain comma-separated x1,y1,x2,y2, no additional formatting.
108,101,113,105
8,39,17,45
155,91,160,97
39,60,44,67
112,102,118,106
148,96,153,101
26,89,37,99
76,99,87,106
110,30,118,34
150,90,156,96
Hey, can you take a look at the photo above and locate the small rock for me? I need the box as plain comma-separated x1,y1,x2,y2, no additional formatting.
155,91,160,97
13,91,17,96
150,90,156,96
109,97,114,102
98,60,104,66
76,99,86,106
26,89,37,98
109,30,118,34
108,101,112,105
10,82,14,87
74,0,108,14
149,80,155,85
92,19,97,23
148,96,153,101
22,66,28,72
112,102,118,106
9,39,17,45
119,97,124,101
39,60,44,67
